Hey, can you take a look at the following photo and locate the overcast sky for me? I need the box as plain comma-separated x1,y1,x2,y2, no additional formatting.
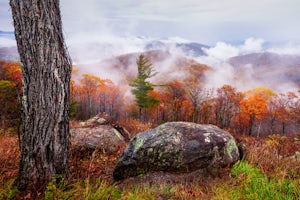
1,0,300,45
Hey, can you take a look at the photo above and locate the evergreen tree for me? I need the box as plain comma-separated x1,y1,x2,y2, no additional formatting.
130,54,159,118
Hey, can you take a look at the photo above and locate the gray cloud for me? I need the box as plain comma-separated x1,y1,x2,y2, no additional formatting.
0,1,13,31
1,0,300,44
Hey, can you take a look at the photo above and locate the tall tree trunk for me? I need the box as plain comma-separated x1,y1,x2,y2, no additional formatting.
139,107,142,121
10,0,72,191
248,115,254,136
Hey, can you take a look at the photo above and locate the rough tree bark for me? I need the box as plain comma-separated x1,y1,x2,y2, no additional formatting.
10,0,72,191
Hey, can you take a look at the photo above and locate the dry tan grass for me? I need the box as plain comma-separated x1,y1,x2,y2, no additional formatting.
0,133,20,183
119,118,153,137
236,134,300,179
1,124,300,199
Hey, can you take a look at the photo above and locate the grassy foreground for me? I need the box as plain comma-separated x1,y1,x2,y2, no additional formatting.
0,129,300,199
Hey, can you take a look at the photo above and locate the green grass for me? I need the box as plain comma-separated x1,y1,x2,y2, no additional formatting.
0,179,18,200
3,162,299,200
1,161,299,200
214,161,300,200
43,178,175,200
44,179,121,200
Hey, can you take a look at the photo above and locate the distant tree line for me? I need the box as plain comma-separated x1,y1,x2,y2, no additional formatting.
1,56,300,136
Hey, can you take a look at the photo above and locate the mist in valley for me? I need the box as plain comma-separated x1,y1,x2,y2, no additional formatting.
65,31,300,95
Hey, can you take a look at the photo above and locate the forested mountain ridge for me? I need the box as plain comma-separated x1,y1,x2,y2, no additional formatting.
1,36,299,89
77,49,210,85
229,52,300,87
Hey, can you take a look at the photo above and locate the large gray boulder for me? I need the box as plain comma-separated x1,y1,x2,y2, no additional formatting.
113,122,239,181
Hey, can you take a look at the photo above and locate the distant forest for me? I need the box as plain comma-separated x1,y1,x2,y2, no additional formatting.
1,58,299,136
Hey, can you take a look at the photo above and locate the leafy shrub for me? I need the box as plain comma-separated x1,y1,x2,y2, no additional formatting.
0,179,18,200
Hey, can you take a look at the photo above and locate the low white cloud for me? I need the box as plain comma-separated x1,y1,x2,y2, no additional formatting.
268,45,300,55
0,37,16,47
240,37,264,53
198,38,298,93
202,37,265,61
203,42,239,61
161,37,191,44
67,33,148,64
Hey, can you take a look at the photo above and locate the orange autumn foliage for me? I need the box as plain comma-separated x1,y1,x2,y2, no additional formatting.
0,61,22,128
240,94,267,120
239,94,267,135
70,73,124,120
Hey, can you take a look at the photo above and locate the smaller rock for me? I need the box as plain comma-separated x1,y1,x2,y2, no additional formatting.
71,125,127,155
83,115,107,127
293,137,300,142
79,121,86,127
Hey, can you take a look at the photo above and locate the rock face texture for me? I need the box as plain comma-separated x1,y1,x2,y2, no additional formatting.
71,125,127,154
79,115,107,127
113,122,240,181
71,114,131,155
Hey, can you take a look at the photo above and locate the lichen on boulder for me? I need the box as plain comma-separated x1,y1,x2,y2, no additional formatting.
113,122,240,181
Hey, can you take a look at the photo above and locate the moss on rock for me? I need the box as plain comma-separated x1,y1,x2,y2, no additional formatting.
113,122,240,181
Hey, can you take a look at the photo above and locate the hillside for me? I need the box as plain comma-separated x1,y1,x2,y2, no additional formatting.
1,39,300,90
144,39,209,57
0,47,19,62
229,52,300,87
77,49,211,85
